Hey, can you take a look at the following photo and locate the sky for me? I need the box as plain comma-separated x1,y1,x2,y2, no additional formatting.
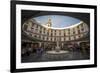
34,15,81,28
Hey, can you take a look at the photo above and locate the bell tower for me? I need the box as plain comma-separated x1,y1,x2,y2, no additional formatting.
46,17,52,27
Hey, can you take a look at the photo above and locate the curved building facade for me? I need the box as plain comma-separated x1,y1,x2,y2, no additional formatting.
22,19,89,42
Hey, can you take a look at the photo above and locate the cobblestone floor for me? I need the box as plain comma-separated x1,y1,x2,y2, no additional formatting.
21,51,90,63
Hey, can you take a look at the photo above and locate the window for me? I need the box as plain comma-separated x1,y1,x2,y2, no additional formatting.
78,30,80,34
68,29,70,34
77,25,79,29
74,36,76,40
64,30,66,36
81,28,84,32
34,35,36,37
43,28,45,33
72,28,75,34
59,30,61,36
51,32,53,36
54,30,56,36
47,37,48,41
47,31,49,35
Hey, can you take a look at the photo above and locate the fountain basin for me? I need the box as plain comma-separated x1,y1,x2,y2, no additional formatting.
46,50,69,54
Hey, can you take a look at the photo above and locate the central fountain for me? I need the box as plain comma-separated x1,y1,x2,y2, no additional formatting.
47,38,69,54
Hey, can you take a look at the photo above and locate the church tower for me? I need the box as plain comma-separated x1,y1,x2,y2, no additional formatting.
46,17,52,27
